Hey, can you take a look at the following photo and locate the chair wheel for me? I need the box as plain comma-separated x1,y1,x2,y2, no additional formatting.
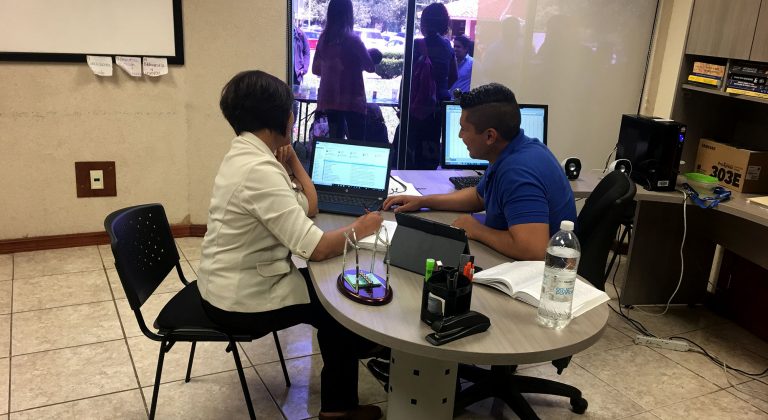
570,397,588,414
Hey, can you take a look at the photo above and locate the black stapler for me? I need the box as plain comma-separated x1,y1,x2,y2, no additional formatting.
425,310,490,346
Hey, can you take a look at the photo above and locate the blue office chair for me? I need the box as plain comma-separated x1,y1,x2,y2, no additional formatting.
105,204,291,420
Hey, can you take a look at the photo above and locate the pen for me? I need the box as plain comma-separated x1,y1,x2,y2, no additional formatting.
425,258,435,282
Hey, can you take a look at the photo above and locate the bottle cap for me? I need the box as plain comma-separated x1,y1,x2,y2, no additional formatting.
560,220,575,231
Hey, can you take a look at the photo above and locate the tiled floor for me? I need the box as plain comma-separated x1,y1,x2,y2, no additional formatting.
0,241,766,419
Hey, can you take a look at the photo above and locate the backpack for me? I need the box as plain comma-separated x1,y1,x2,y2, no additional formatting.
409,39,437,120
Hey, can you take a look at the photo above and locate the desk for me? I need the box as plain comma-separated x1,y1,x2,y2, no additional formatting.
307,170,608,419
293,92,399,144
561,169,768,305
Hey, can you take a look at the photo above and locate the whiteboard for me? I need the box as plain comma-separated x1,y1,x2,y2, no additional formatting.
0,0,183,64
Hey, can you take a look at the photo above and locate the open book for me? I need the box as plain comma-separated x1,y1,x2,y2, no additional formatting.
357,220,397,250
473,261,609,318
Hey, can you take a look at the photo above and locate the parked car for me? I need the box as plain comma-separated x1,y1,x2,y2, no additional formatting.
354,28,387,50
386,36,405,48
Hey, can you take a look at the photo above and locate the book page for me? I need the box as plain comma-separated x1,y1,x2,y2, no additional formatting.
473,261,544,295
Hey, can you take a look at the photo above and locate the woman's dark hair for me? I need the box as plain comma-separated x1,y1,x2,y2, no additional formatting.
453,35,473,56
420,3,450,36
459,83,521,141
219,70,293,136
321,0,354,45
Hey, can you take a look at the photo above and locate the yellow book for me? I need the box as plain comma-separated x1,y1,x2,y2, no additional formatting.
725,88,768,99
688,75,720,86
747,196,768,208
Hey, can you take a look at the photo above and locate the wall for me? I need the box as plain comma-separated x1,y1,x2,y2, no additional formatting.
0,0,286,240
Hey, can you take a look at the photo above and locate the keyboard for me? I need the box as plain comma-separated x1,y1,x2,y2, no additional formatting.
449,176,481,190
317,192,379,208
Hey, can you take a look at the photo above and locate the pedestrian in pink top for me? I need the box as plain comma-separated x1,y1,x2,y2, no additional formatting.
312,0,377,141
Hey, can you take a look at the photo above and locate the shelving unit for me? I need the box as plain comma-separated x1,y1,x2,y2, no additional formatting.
681,83,768,105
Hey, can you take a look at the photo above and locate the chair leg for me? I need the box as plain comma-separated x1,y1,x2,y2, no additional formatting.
185,341,197,383
149,339,168,420
604,225,630,282
273,331,291,387
230,340,256,420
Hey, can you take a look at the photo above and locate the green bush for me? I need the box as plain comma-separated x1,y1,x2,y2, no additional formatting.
375,51,404,79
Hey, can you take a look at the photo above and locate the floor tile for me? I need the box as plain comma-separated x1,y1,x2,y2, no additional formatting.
240,324,319,366
115,292,176,338
515,362,645,419
127,337,251,387
621,412,661,420
9,390,146,419
175,237,203,261
650,326,768,388
106,260,194,300
257,354,386,419
606,304,727,339
0,282,10,315
12,301,122,355
188,259,200,275
652,389,766,419
0,315,10,358
98,244,115,267
574,344,719,409
13,246,102,279
141,368,283,419
726,379,768,414
10,340,137,412
577,325,634,357
0,255,11,281
12,270,111,312
0,359,9,414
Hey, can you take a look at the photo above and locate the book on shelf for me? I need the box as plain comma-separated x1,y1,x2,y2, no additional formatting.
729,74,767,85
688,61,725,87
472,261,610,318
725,87,768,99
357,220,397,250
730,62,768,76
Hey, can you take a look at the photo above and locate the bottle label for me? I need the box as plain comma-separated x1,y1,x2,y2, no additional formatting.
543,268,575,303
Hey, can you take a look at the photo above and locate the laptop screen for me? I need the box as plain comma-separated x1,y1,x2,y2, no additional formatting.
310,139,390,192
441,103,549,169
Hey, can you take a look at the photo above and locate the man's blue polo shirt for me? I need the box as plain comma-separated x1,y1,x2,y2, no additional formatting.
476,130,577,236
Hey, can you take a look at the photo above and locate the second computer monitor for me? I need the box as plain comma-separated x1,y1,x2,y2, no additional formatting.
440,102,548,170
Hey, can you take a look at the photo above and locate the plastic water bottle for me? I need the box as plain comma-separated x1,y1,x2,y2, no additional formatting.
537,220,581,329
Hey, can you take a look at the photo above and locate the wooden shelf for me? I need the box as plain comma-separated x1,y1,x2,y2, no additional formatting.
682,83,768,105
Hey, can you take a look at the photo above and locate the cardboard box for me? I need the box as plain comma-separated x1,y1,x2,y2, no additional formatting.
694,139,768,193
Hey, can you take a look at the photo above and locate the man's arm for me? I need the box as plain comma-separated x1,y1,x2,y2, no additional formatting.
382,187,484,213
453,216,549,260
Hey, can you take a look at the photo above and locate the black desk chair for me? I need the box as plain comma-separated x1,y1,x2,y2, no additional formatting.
105,204,291,420
454,171,637,419
576,171,637,290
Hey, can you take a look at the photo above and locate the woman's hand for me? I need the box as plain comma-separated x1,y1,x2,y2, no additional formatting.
275,144,297,167
355,211,384,237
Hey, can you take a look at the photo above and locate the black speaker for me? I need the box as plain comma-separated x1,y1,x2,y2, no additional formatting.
609,159,632,174
561,157,581,180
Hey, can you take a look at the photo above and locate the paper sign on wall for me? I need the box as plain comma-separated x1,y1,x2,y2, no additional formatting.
116,56,142,77
86,56,112,76
143,57,168,77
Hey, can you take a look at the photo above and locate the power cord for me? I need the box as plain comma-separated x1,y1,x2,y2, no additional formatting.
601,145,617,173
389,175,407,195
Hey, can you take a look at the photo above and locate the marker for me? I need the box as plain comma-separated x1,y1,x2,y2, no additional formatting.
463,262,472,280
425,258,435,282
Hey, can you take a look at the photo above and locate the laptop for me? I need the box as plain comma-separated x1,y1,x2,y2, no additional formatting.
309,138,392,216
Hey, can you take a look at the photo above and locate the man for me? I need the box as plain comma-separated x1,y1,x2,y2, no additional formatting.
450,35,474,93
382,83,576,260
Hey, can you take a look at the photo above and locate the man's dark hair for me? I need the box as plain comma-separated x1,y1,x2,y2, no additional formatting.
220,70,293,136
458,83,521,141
420,3,450,36
453,35,473,56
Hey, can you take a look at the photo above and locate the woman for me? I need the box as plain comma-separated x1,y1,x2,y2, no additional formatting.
396,2,458,169
312,0,376,140
198,70,383,420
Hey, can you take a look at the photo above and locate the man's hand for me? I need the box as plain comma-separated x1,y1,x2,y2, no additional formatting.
452,214,482,239
382,195,425,213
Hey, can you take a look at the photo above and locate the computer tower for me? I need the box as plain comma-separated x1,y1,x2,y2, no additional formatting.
616,114,686,191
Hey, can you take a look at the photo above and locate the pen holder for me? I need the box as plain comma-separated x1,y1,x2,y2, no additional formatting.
420,268,473,325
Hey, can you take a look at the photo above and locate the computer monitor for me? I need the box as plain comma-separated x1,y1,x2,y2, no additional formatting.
440,102,548,169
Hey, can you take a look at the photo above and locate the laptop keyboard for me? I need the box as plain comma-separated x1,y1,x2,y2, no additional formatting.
449,176,481,190
318,192,378,208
